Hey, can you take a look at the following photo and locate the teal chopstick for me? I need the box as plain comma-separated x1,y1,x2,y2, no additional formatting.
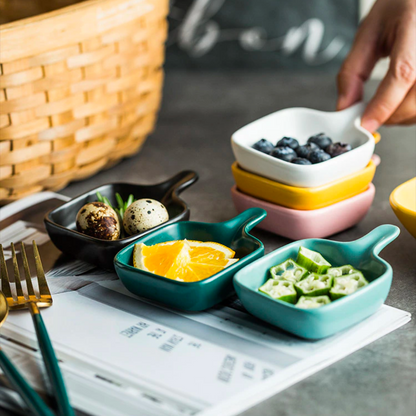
0,349,55,416
31,311,75,416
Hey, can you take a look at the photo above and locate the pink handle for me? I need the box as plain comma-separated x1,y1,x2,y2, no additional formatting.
371,154,381,167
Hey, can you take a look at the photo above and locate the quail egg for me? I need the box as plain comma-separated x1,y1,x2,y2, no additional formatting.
76,202,120,240
123,199,169,235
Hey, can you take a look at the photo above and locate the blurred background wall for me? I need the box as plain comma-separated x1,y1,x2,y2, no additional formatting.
165,0,358,72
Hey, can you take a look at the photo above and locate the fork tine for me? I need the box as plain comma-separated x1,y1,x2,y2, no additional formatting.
0,245,12,299
21,243,35,298
11,243,24,299
32,241,51,298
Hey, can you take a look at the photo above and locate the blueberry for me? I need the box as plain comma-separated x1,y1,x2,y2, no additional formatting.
252,138,274,154
276,137,299,150
308,133,333,149
270,146,297,162
309,150,331,164
296,143,320,159
292,157,312,165
326,142,352,157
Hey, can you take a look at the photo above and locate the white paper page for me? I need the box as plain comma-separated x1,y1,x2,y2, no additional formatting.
2,279,410,416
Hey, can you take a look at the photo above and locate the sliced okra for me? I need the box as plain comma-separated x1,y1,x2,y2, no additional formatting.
327,264,358,277
295,273,333,297
329,272,369,300
296,246,331,274
259,279,297,304
269,259,309,283
296,295,331,309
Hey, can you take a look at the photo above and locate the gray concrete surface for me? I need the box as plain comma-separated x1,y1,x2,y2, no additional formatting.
4,72,415,416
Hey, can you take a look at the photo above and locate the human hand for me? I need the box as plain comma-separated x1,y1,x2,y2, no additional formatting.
337,0,416,132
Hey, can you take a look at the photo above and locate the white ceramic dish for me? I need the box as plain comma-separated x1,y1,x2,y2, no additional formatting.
231,102,375,188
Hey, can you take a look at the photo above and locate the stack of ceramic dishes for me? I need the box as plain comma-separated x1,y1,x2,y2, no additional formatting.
231,103,380,240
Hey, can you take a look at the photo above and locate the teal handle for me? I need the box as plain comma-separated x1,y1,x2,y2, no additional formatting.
0,349,55,416
352,224,400,256
224,208,267,234
31,311,75,416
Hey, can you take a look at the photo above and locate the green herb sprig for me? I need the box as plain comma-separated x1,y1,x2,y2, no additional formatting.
96,191,136,220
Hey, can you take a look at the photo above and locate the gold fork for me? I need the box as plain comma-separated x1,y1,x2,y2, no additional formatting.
0,241,75,416
0,291,55,416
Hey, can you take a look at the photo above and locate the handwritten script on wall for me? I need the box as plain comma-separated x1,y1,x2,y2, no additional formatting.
166,0,357,70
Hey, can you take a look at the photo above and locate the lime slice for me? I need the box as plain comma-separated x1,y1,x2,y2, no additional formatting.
296,246,331,274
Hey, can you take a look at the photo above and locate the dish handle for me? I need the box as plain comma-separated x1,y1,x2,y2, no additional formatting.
224,208,267,235
351,224,400,256
160,171,199,205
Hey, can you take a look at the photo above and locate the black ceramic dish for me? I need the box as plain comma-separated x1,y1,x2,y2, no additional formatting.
44,171,198,270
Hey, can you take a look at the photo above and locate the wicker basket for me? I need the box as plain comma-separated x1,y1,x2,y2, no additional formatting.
0,0,168,204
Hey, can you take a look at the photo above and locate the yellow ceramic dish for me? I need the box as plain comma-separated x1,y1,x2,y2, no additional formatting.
232,160,376,210
390,177,416,238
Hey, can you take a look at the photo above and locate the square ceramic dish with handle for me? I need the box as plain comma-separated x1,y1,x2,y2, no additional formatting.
231,183,376,240
231,154,380,239
231,102,375,188
233,225,400,339
44,171,198,270
114,208,266,311
232,159,376,210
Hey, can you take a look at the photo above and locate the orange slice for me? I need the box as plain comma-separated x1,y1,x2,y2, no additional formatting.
185,258,238,281
133,241,185,275
132,240,238,282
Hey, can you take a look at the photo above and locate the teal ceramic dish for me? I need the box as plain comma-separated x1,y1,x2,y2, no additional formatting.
114,208,267,311
234,225,400,339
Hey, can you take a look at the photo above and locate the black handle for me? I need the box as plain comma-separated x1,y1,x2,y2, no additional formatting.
161,171,198,205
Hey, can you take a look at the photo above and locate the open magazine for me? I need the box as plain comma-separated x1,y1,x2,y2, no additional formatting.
0,193,411,416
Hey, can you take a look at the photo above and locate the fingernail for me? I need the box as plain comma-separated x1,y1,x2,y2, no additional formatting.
361,119,379,133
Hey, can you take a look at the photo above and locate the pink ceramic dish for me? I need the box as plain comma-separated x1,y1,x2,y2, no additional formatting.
231,184,376,240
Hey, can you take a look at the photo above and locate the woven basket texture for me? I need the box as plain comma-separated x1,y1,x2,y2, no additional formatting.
0,0,168,204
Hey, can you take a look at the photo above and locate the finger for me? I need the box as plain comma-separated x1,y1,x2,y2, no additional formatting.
386,115,416,125
337,18,380,111
397,116,416,125
362,23,416,131
385,84,416,124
